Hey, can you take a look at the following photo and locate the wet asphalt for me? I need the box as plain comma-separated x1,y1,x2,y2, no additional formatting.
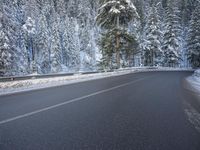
0,71,199,150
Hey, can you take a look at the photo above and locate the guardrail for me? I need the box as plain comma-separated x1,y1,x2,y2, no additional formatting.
80,71,99,75
0,73,74,82
0,67,194,82
0,72,99,82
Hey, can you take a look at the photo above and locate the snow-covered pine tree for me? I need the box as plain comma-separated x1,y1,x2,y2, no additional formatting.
97,0,139,35
62,16,80,71
180,0,196,26
187,3,200,68
50,16,62,73
74,0,98,71
66,17,80,71
24,0,40,19
56,0,68,70
61,16,70,68
0,1,22,76
13,0,29,75
121,30,138,67
96,0,139,68
163,0,182,67
36,12,50,74
143,4,163,66
99,30,115,69
23,16,37,73
56,0,67,19
0,8,12,76
79,21,97,71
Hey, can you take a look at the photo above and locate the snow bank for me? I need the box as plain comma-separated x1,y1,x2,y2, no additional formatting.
188,69,200,89
185,69,200,98
194,69,200,78
184,69,200,133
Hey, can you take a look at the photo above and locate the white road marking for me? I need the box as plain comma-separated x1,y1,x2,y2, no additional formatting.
0,77,150,125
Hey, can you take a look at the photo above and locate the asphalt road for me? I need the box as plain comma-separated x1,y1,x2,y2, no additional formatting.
0,71,200,150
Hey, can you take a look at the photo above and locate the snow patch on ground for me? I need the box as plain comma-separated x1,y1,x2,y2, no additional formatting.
183,69,200,133
186,69,200,94
194,69,200,78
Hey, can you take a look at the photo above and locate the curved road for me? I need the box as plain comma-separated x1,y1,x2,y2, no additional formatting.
0,71,200,150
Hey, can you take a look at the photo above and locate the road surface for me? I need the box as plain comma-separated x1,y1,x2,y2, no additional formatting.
0,71,199,150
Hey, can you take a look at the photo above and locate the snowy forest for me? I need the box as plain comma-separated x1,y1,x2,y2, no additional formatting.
0,0,200,76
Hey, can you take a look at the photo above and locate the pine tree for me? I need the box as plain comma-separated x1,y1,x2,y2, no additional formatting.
163,0,182,67
187,3,200,68
76,0,98,71
0,17,12,76
66,17,80,71
50,16,62,73
99,30,116,68
13,0,29,75
79,19,96,71
23,16,37,73
56,0,67,18
96,0,139,68
0,1,21,76
143,4,163,66
36,13,50,74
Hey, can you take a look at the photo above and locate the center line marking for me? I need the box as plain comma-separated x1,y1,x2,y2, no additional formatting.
0,76,152,125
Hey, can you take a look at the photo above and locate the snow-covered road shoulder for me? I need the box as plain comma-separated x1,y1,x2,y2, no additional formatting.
0,70,136,96
0,68,193,96
184,69,200,133
186,70,200,93
185,69,200,101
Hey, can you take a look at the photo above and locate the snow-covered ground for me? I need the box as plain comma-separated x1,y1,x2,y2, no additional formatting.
0,69,136,96
186,69,200,94
184,69,200,133
0,67,193,96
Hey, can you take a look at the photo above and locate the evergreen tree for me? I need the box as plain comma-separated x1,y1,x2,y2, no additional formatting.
163,0,182,67
36,13,50,74
13,0,29,75
62,17,80,71
0,14,12,76
0,1,21,76
143,4,163,66
51,16,62,73
96,0,139,68
79,20,96,71
99,30,116,69
56,0,67,18
23,16,37,73
187,3,200,68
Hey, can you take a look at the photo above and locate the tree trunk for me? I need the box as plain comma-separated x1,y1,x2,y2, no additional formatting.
116,16,120,69
151,49,154,66
116,33,120,68
128,55,131,67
